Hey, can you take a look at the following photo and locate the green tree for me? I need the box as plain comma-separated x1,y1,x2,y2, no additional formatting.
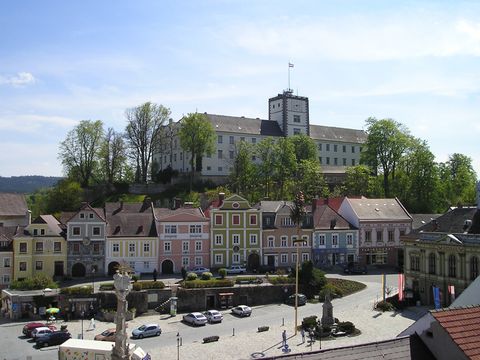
125,102,170,183
289,134,317,163
274,138,296,199
99,128,128,185
256,138,277,199
344,165,374,196
439,153,477,207
45,179,84,215
58,120,104,187
229,141,256,198
178,113,216,192
296,159,328,202
361,117,411,197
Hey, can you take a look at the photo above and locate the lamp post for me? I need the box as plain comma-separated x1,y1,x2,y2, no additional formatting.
92,267,96,294
81,310,85,339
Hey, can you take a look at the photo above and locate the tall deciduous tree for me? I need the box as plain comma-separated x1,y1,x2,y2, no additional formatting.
229,141,256,198
59,120,104,187
439,153,477,207
344,165,374,196
256,138,278,199
289,134,317,163
361,117,411,197
296,159,328,202
125,102,170,183
100,128,128,185
178,113,216,192
274,138,296,199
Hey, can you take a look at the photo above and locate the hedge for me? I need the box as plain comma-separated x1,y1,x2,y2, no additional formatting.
183,279,234,288
267,276,295,285
60,286,93,295
235,276,262,284
132,281,165,291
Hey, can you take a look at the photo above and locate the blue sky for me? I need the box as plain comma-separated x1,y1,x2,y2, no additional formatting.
1,0,479,177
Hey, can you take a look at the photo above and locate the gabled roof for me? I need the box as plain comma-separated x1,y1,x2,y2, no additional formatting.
451,276,480,308
154,207,207,222
258,201,285,213
105,202,156,237
205,114,284,137
344,197,412,221
414,207,477,234
309,124,367,144
0,226,18,251
0,193,28,216
411,214,442,231
30,215,63,236
313,203,356,230
63,203,106,223
431,306,480,359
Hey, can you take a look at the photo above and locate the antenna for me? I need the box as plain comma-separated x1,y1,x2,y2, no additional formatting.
288,62,294,91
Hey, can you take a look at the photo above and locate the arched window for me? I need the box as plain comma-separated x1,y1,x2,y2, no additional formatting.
448,255,456,278
471,256,479,280
428,253,436,275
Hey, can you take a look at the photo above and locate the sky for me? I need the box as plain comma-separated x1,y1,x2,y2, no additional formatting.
1,0,479,177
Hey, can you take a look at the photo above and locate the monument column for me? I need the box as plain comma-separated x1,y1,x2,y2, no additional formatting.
112,271,132,360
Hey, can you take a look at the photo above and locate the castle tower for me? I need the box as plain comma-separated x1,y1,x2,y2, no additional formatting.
268,90,309,137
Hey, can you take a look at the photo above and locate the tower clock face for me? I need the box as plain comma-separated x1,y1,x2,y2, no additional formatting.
83,237,91,246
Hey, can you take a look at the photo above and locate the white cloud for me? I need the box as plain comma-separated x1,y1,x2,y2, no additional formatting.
0,72,36,87
0,114,78,133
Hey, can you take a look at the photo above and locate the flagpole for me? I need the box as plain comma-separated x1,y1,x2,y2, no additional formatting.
288,63,291,91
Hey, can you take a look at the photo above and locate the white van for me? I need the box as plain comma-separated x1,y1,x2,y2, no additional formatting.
58,339,148,360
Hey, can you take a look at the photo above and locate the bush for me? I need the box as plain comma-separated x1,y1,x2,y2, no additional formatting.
375,300,395,312
203,335,219,343
186,272,198,281
257,326,269,332
99,283,115,291
302,315,318,330
318,283,344,301
218,268,227,279
10,273,58,290
183,279,234,288
267,276,295,285
201,272,213,280
60,286,93,295
132,281,165,291
326,278,366,297
235,276,262,284
337,321,355,334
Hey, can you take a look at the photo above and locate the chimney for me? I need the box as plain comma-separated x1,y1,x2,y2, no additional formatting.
173,197,182,210
219,192,225,206
431,219,438,231
330,218,336,230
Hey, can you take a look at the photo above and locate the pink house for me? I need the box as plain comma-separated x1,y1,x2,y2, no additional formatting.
154,206,210,274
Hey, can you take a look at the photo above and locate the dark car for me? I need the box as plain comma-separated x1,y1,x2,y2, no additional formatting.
285,293,307,306
36,331,71,348
344,262,367,274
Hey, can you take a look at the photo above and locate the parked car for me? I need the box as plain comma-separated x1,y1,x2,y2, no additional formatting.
285,293,307,306
182,312,208,326
343,262,367,274
226,265,246,274
32,326,55,340
231,305,252,317
191,267,210,275
131,324,161,339
204,310,223,323
36,331,71,348
94,328,116,341
23,322,50,337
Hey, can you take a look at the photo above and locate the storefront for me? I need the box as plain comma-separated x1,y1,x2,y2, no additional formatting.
1,289,60,320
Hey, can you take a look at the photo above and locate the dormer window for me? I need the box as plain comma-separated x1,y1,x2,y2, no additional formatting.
89,213,94,219
80,213,85,219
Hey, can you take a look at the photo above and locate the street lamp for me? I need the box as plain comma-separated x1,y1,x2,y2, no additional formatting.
81,310,85,339
92,267,96,294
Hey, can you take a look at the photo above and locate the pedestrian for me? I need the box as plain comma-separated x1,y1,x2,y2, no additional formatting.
181,267,187,281
153,268,158,282
300,328,305,343
282,330,287,347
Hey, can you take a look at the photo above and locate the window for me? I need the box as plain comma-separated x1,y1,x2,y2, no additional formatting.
318,234,326,246
174,153,177,161
281,217,293,227
281,236,288,247
332,234,338,246
301,235,309,246
215,215,223,225
410,254,420,271
33,229,38,236
182,257,189,267
80,213,85,219
448,255,456,277
292,253,297,263
281,254,288,263
250,215,257,225
342,145,346,153
318,143,322,151
129,243,135,253
195,241,202,251
326,157,330,165
218,150,223,159
229,151,234,159
365,230,371,242
232,215,240,225
293,128,301,135
215,234,223,245
73,227,81,236
471,256,479,280
182,241,189,252
265,217,271,226
129,261,135,270
3,258,10,268
93,227,100,236
346,234,353,246
40,229,45,235
334,144,338,152
36,261,43,270
240,137,245,142
326,144,330,151
73,243,80,254
165,225,177,234
377,231,383,242
3,274,10,284
352,146,355,153
89,213,94,219
319,157,322,164
302,253,309,262
218,135,223,144
233,253,240,263
54,242,61,252
190,225,202,234
144,261,150,269
19,262,27,271
19,242,27,253
233,234,240,245
388,230,394,242
334,157,338,165
144,243,150,252
351,159,356,166
113,243,119,252
35,242,43,253
215,254,223,264
195,256,202,266
429,253,436,275
250,234,258,245
207,166,211,171
267,237,274,247
252,138,256,144
229,136,234,144
206,152,211,158
218,166,223,172
164,241,171,252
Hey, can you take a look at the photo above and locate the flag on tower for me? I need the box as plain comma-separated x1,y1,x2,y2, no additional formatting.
289,62,294,68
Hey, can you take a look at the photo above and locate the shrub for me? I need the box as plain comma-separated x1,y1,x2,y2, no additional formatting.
302,315,318,330
186,272,198,281
60,286,93,295
201,272,213,280
235,276,262,284
337,321,355,334
267,276,295,285
218,268,227,279
318,283,343,301
257,326,269,332
132,281,165,291
375,300,395,312
326,278,366,297
99,283,115,291
10,273,58,290
203,335,219,343
183,279,234,288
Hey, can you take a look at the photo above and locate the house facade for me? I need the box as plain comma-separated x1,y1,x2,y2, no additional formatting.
209,194,262,270
0,226,16,289
338,197,412,267
65,203,106,277
155,206,210,274
260,201,312,270
13,215,67,280
312,200,358,267
105,202,158,276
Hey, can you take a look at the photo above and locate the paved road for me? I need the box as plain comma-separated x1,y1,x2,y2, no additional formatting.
0,272,421,360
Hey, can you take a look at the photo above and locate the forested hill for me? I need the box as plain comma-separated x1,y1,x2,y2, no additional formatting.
0,176,63,193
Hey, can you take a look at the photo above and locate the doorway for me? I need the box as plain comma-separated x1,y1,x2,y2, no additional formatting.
162,259,174,274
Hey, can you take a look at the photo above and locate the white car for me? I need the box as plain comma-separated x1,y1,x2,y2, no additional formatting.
231,305,252,317
204,310,223,323
226,265,246,274
32,326,54,339
183,312,208,326
191,267,210,276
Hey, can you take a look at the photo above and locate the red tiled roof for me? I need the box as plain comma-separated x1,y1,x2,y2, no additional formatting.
432,306,480,359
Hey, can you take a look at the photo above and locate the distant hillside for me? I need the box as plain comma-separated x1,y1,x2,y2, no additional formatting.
0,176,63,193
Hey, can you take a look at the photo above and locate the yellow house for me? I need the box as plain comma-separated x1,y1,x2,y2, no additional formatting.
13,215,67,281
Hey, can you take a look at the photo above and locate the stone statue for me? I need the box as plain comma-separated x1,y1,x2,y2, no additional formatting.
321,291,334,326
111,271,132,360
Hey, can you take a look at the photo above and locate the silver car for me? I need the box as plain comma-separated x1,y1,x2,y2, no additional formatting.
231,305,252,317
131,324,161,339
204,310,223,323
183,312,208,326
